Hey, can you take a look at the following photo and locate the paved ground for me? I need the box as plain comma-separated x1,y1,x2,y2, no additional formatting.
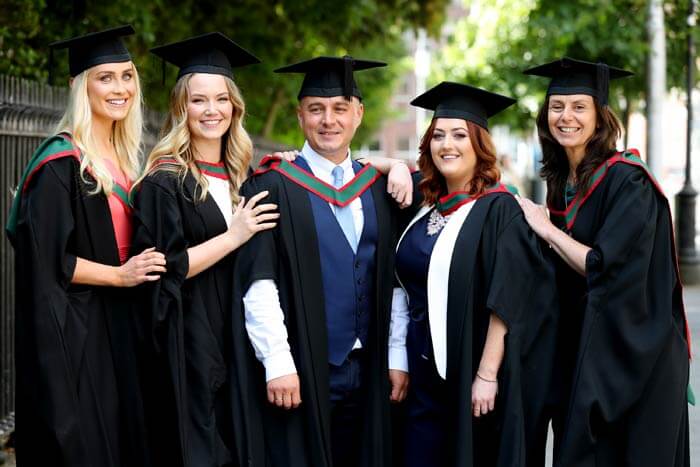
684,285,699,465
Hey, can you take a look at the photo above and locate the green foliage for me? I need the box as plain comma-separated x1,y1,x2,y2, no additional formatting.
434,0,700,132
0,0,449,146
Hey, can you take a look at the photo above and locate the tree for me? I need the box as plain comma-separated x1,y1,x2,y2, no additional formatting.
433,0,700,135
0,0,449,146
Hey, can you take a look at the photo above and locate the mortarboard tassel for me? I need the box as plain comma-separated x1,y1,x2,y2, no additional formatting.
343,55,353,99
161,58,166,85
597,62,610,106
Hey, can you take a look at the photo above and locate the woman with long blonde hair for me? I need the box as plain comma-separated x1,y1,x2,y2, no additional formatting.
6,25,163,467
130,33,277,467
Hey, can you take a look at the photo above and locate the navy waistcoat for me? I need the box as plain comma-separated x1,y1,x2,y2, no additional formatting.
294,157,378,365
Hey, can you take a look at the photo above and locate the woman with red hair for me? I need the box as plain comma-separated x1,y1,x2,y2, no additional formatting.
394,82,558,466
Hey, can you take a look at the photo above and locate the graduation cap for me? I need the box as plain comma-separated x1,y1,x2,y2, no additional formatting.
523,57,633,106
49,25,135,78
150,32,260,80
410,81,516,130
274,55,386,100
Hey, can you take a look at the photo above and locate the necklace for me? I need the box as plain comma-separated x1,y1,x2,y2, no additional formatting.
426,209,449,236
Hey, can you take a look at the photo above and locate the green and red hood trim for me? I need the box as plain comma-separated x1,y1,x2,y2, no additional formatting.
436,183,519,216
6,133,132,238
547,149,692,359
153,157,229,181
195,160,229,180
548,149,656,230
254,155,381,207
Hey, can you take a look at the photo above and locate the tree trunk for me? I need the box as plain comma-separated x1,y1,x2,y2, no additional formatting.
262,87,286,140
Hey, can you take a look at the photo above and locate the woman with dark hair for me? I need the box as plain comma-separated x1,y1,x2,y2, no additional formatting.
519,57,691,467
394,82,558,467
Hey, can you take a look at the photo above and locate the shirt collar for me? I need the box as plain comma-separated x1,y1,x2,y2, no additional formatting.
301,141,353,179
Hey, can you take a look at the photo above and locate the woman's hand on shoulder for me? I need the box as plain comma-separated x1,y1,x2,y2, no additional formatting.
515,196,555,242
228,190,279,246
269,150,300,162
118,247,167,287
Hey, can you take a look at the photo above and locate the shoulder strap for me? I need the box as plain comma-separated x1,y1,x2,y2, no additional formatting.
254,155,381,207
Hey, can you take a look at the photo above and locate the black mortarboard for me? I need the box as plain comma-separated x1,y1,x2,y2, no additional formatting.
150,32,260,80
274,55,386,100
410,81,516,130
523,57,633,106
49,25,135,78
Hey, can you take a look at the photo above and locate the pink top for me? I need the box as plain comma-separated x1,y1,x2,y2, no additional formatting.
103,159,133,264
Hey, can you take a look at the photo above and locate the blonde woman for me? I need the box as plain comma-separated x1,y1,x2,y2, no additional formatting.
130,33,277,467
6,26,162,467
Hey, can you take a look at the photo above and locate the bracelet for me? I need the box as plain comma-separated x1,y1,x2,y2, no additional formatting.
476,372,497,383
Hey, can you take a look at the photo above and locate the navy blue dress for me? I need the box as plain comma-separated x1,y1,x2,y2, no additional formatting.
395,211,447,467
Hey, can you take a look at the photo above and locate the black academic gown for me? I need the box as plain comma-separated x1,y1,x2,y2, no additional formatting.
233,167,398,467
10,153,148,467
398,190,557,467
131,170,252,467
550,160,690,467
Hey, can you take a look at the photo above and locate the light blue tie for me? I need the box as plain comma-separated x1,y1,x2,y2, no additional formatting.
331,166,358,253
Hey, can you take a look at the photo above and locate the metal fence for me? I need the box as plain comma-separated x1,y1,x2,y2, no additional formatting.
0,74,287,439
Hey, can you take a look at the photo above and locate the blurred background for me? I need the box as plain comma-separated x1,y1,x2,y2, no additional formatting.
0,0,698,465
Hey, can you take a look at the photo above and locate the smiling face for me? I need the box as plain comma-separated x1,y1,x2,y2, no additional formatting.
186,73,233,145
297,95,364,163
86,61,136,124
547,94,597,159
429,118,477,192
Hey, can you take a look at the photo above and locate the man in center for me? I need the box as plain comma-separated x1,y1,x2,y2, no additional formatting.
234,56,412,467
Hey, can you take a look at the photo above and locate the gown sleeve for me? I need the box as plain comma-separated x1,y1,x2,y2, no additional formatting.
16,159,87,464
235,174,280,291
131,175,189,348
129,174,190,464
482,195,542,330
